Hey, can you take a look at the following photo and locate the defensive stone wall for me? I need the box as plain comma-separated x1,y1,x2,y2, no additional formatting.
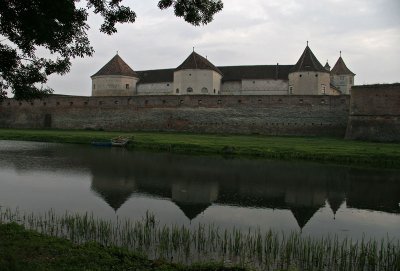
0,94,350,137
346,84,400,142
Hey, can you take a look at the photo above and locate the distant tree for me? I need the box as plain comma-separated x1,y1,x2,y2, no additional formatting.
0,0,223,100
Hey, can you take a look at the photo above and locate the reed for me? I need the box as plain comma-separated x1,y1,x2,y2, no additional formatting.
1,206,399,271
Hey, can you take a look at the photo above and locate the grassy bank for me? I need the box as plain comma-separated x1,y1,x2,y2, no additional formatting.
0,223,247,271
0,128,400,168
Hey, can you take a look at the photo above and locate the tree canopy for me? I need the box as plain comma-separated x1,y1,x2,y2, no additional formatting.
0,0,223,100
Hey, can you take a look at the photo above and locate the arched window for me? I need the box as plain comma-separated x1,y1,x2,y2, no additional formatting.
201,87,208,93
187,87,193,93
176,88,179,94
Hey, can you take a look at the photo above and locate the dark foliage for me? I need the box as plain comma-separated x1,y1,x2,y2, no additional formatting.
0,0,223,100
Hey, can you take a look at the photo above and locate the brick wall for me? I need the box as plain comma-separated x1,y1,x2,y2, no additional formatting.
0,94,350,137
346,84,400,142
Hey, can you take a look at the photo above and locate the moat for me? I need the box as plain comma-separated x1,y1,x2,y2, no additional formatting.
0,140,399,240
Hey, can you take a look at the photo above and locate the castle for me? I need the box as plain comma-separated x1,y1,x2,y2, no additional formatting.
91,44,355,97
1,43,399,142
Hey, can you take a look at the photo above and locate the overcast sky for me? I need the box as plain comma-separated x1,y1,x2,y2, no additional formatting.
46,0,400,96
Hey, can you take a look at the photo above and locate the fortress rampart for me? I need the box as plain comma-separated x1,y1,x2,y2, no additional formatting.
346,84,400,141
0,94,350,137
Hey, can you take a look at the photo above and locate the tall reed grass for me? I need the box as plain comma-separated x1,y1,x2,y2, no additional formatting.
1,206,399,271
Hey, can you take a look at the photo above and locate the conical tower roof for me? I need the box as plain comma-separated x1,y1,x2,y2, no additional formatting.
174,201,211,221
331,55,355,76
92,54,138,77
176,51,222,75
290,206,319,229
291,45,328,73
324,60,331,71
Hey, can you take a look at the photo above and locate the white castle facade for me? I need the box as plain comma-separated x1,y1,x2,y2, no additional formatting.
91,44,355,97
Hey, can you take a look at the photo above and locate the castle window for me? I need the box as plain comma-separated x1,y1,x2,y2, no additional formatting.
217,99,222,104
167,83,170,86
321,84,326,94
289,85,293,94
126,84,129,89
187,87,193,93
349,77,353,84
176,88,179,94
162,100,166,104
43,102,46,106
315,74,318,77
299,74,302,77
198,100,202,105
201,87,208,94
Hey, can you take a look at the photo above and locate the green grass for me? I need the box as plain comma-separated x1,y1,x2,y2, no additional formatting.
1,207,399,271
0,128,400,168
0,222,249,271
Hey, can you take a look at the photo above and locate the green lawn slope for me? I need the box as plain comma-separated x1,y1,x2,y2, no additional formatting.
0,128,399,168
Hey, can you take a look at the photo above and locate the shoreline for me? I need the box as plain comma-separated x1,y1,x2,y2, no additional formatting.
0,222,247,271
0,128,399,169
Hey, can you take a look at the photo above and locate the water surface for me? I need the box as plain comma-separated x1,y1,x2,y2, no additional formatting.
0,140,399,240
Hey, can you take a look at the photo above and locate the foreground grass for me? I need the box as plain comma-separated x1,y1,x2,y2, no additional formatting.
0,128,399,168
1,207,399,271
0,223,248,271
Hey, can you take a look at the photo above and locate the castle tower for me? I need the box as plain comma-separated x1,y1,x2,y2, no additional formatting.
330,52,355,95
91,54,139,96
324,60,331,71
173,51,222,95
288,44,330,95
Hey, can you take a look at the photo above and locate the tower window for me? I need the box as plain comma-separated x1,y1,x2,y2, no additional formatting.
289,86,293,94
126,84,129,89
187,87,193,93
299,74,302,77
176,88,179,94
201,87,208,93
315,74,318,77
321,84,326,94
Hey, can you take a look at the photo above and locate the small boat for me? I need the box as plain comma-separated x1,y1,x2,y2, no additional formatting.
91,136,131,147
111,136,130,147
91,141,112,147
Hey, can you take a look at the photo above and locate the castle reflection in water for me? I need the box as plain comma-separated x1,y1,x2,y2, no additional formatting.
3,143,399,230
86,149,399,229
